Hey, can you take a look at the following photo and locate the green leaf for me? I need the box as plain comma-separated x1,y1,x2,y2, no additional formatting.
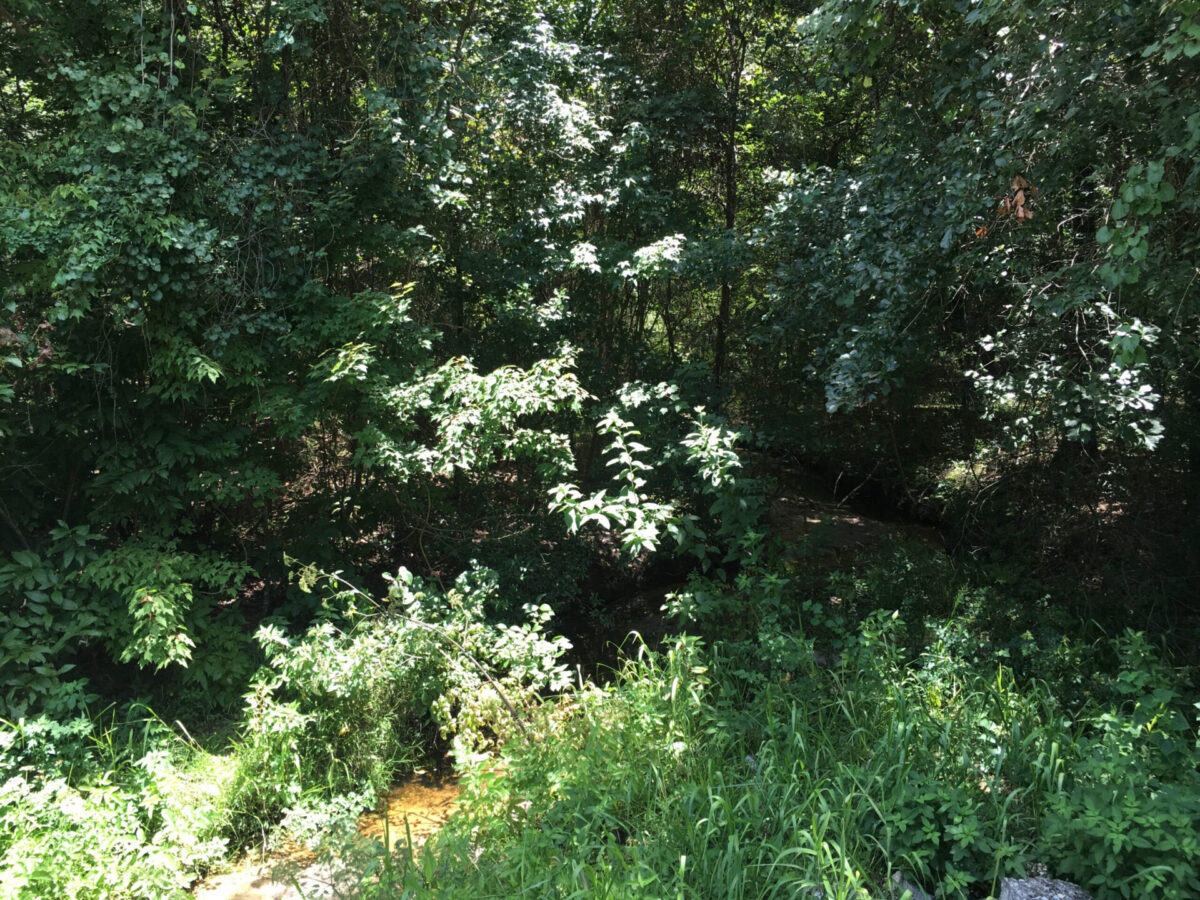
11,551,39,568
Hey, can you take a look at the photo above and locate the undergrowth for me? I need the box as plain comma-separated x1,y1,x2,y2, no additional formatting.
1,544,1197,899
324,546,1200,900
0,706,231,900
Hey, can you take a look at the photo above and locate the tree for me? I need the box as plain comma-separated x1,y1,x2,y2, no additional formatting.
0,0,590,712
754,0,1200,574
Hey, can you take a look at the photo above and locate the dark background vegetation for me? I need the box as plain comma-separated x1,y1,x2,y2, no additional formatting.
3,0,1198,714
1,1,1199,897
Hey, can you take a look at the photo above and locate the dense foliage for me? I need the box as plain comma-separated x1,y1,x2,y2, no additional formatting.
1,0,1198,897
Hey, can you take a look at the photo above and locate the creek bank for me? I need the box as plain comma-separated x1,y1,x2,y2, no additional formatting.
999,877,1094,900
557,453,945,677
196,456,953,899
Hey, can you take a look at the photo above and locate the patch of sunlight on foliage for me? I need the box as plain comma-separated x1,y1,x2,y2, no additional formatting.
316,555,1199,900
0,707,231,900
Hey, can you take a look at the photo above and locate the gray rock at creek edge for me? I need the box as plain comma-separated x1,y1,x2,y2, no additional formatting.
279,860,367,900
891,871,934,900
999,876,1094,900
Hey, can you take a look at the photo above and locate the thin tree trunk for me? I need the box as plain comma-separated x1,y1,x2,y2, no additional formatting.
713,14,745,385
664,276,677,361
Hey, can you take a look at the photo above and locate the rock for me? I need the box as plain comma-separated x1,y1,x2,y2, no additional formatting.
192,866,293,900
277,859,371,900
191,854,373,900
811,649,840,669
999,876,1094,900
891,871,933,900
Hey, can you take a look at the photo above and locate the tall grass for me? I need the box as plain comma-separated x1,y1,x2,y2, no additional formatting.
0,706,231,900
2,550,1196,899
358,588,1197,900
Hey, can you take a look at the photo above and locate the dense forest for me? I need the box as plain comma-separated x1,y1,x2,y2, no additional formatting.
2,0,1199,897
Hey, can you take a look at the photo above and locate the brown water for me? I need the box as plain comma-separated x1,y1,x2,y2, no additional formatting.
192,771,461,900
357,769,461,849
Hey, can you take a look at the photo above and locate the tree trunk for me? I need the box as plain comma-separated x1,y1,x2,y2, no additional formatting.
713,13,745,385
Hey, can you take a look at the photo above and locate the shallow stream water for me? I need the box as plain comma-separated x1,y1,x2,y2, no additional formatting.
191,771,461,900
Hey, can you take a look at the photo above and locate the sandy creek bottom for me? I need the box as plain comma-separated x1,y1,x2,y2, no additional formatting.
192,771,461,900
356,770,461,846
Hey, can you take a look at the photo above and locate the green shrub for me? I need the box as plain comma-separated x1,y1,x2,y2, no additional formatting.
226,562,573,844
0,709,229,900
1041,632,1200,900
0,526,256,720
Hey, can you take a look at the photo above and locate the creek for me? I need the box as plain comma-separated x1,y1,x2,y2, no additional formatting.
191,772,461,900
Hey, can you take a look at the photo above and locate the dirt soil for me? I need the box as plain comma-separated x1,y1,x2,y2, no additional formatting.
751,452,944,561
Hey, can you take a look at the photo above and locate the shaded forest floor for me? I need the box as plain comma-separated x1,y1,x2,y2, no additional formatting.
557,453,945,675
